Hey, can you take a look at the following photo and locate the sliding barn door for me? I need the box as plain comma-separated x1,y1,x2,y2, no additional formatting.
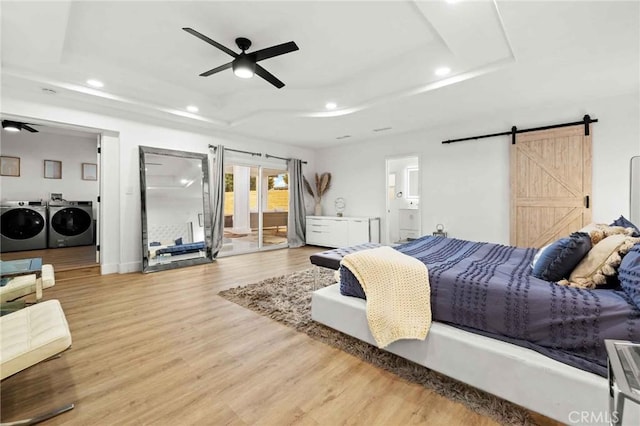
510,125,592,248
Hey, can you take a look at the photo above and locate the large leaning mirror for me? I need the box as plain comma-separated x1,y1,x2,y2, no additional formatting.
139,146,212,272
631,156,640,226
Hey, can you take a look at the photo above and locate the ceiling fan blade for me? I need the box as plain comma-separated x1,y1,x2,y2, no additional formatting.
255,64,285,89
250,41,299,62
182,27,238,58
22,124,38,132
200,62,233,77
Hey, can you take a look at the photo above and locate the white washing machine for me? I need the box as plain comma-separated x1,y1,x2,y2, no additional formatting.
0,201,48,252
48,201,94,248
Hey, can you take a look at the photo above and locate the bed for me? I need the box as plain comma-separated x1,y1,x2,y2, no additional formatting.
147,222,203,258
153,241,205,257
311,235,640,424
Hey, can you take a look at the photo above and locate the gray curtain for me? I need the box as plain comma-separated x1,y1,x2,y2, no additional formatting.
288,158,306,247
211,145,225,258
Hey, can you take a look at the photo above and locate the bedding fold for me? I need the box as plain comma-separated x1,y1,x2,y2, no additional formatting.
341,246,431,348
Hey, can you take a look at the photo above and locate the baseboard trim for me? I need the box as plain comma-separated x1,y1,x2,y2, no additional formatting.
118,262,141,274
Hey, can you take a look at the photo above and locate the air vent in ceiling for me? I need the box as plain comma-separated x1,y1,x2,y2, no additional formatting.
336,135,351,140
373,127,392,132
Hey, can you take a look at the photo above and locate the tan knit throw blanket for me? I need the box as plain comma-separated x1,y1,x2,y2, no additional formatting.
341,246,431,348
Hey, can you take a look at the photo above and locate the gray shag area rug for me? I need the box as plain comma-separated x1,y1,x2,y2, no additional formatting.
219,268,537,426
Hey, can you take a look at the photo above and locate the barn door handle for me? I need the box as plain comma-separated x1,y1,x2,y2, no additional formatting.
584,195,590,208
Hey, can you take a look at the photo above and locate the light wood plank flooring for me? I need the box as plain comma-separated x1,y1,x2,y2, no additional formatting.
0,245,98,271
0,247,559,425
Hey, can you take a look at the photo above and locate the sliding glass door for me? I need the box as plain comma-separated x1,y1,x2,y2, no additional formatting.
261,167,289,249
219,161,289,256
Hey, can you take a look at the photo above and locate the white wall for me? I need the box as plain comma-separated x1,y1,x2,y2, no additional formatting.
2,96,316,273
0,130,98,204
316,92,640,245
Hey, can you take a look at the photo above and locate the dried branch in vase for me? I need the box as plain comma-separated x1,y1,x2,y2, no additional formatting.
304,172,331,201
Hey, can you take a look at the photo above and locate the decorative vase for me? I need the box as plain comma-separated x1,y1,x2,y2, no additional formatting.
314,201,322,216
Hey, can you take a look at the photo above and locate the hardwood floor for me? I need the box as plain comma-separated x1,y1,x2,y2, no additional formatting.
0,247,559,425
0,245,98,272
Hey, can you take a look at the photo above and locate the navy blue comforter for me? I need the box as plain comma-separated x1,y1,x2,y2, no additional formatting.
339,236,640,377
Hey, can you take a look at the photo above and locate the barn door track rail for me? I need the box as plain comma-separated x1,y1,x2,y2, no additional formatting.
442,114,598,145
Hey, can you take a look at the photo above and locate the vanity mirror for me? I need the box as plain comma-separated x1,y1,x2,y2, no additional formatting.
139,146,212,272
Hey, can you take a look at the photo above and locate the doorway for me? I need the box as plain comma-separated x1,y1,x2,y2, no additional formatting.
385,156,421,244
0,119,102,276
219,162,289,256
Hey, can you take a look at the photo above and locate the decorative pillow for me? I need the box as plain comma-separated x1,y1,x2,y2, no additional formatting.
559,235,640,289
588,224,637,245
531,242,552,269
531,232,592,282
174,237,183,245
619,243,640,309
610,215,640,237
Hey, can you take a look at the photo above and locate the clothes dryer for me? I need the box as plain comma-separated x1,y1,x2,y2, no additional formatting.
0,201,48,252
48,201,94,248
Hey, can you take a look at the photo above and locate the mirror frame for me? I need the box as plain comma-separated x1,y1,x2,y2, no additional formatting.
139,146,213,273
631,156,640,226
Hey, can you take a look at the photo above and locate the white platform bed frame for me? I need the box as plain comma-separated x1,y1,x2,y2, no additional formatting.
312,284,639,425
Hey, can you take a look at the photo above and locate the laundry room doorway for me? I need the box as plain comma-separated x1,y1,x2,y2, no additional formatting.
0,118,102,278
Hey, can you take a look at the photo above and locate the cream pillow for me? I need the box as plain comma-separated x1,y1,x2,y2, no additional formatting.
558,235,640,289
588,224,636,245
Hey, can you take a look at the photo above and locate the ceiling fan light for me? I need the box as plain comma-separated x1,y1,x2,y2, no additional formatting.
232,56,256,79
2,121,20,132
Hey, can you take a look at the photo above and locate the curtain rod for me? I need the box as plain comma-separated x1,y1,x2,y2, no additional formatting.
265,154,308,164
442,115,598,145
208,145,262,157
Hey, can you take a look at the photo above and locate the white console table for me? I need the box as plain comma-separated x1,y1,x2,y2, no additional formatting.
306,216,380,248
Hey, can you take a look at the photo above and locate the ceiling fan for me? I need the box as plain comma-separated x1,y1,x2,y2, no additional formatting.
183,27,299,89
2,120,39,132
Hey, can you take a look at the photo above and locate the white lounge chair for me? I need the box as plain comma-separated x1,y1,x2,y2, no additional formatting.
0,299,74,424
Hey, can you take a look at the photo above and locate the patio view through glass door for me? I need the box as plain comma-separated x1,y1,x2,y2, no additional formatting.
219,163,289,256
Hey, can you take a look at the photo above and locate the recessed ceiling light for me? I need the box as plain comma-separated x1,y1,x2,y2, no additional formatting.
87,79,104,88
435,67,451,76
180,179,188,184
186,105,199,113
325,102,337,110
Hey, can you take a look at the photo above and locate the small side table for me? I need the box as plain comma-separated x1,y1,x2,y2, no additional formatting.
605,339,640,426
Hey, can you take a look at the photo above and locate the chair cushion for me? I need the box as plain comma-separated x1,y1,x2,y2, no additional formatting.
0,299,72,380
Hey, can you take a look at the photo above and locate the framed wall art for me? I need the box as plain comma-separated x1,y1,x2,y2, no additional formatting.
82,163,98,180
44,160,62,179
0,156,20,177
